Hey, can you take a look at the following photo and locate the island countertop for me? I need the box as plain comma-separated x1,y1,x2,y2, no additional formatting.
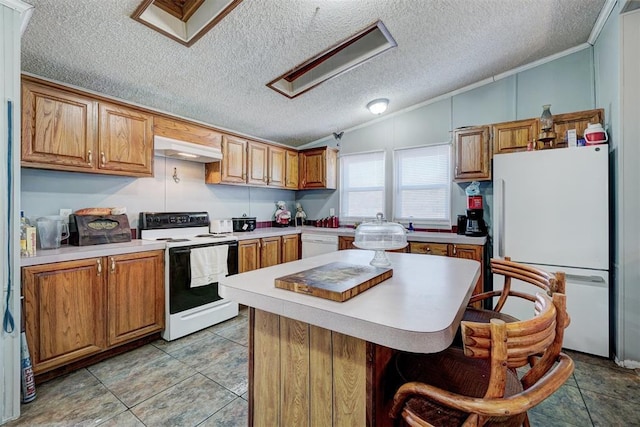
219,249,480,353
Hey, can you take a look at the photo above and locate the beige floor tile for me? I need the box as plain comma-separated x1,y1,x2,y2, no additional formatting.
130,373,236,427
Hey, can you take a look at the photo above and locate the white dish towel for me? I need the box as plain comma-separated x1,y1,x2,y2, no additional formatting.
190,245,229,288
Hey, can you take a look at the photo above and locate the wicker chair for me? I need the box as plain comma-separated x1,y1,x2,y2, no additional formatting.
390,292,573,427
464,257,566,325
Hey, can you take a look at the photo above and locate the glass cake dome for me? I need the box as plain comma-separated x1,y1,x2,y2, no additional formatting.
354,213,408,267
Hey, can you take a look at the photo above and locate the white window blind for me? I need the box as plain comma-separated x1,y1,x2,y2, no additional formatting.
340,151,385,220
394,144,451,226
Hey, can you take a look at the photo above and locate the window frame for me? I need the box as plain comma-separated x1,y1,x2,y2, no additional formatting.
392,143,452,229
339,150,386,222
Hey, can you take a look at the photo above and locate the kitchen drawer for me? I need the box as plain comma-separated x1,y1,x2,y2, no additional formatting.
409,242,449,256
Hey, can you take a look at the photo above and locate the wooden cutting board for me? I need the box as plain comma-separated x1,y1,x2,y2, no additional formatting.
274,262,393,302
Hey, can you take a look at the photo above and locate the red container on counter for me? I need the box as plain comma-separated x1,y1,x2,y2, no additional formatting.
467,195,483,210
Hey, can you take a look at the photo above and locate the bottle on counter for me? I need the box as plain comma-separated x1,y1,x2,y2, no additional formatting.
20,211,28,257
407,222,415,232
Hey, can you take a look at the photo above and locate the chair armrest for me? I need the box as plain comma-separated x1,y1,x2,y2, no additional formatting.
390,354,574,419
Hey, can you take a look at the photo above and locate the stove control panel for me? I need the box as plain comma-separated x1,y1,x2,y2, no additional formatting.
139,212,210,230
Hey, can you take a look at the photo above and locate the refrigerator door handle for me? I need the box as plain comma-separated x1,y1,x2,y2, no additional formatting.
565,273,607,287
496,178,505,258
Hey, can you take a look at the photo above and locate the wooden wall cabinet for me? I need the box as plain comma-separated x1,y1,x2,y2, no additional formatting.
206,137,298,189
153,115,222,149
299,147,338,189
21,79,98,172
21,77,154,177
453,126,491,182
409,241,484,303
285,149,299,189
206,134,248,184
552,108,604,147
22,250,164,374
98,101,154,176
492,118,538,155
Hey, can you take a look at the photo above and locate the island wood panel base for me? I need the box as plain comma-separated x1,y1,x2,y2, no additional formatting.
249,308,396,426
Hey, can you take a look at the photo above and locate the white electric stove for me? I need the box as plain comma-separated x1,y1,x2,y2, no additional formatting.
139,212,238,340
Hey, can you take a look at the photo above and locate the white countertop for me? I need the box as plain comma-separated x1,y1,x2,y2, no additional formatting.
20,240,166,267
234,226,487,245
219,249,480,353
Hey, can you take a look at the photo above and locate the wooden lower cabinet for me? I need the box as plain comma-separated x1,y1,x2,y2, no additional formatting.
408,241,449,256
339,235,407,252
107,251,164,346
250,309,395,426
338,235,356,250
261,236,282,268
239,235,301,273
449,244,484,300
281,234,299,263
410,241,484,304
22,258,106,374
22,250,164,375
239,239,261,273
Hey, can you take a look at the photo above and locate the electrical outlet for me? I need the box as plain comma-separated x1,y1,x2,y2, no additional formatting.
59,208,72,219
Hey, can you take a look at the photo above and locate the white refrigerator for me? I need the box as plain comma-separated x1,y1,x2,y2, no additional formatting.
493,146,610,357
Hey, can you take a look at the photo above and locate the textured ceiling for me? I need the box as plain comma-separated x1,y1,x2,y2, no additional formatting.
21,0,607,147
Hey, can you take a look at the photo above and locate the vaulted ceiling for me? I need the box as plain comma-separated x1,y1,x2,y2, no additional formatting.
21,0,607,147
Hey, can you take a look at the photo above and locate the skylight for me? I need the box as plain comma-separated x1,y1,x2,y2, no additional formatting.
267,20,397,99
132,0,242,47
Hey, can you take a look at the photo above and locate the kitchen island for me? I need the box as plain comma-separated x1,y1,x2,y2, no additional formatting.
219,249,480,426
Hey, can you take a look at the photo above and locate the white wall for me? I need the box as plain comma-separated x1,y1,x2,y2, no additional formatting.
303,48,596,233
21,157,296,230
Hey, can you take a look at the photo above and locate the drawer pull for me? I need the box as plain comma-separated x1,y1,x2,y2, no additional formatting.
97,259,102,276
100,151,106,166
87,150,93,164
110,257,115,273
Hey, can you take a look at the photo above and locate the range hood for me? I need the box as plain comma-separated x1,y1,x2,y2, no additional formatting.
154,135,222,163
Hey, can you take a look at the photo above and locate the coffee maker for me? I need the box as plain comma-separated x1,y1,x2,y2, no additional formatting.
465,194,487,237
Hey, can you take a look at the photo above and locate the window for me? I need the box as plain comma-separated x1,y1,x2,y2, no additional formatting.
394,144,451,227
340,151,385,220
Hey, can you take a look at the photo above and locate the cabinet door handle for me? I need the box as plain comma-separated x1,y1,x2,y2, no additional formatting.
97,259,102,276
452,245,457,255
426,247,431,253
110,257,115,273
87,150,93,164
100,151,106,166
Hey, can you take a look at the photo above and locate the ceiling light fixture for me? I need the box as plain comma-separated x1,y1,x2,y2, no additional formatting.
367,98,389,115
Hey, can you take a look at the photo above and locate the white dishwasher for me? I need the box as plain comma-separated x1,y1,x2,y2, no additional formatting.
301,233,339,258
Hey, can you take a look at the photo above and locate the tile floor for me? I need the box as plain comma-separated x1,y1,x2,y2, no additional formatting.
5,307,640,427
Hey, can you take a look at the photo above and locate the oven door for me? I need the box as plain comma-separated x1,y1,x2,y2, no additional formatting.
168,241,238,314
